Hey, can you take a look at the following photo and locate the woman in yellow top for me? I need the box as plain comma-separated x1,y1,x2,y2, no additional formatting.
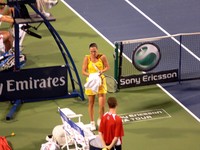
82,43,110,131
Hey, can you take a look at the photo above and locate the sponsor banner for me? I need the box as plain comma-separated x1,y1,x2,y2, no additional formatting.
0,66,68,100
119,109,171,124
120,69,178,88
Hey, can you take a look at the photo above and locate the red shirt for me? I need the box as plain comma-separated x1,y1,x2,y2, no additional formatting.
99,112,124,145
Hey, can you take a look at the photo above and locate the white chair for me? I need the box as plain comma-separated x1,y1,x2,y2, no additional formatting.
58,107,83,123
58,107,95,150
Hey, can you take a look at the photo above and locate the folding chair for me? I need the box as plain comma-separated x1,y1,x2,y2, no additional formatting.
58,107,95,150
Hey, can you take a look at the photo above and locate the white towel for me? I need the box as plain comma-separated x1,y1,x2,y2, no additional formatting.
84,73,101,93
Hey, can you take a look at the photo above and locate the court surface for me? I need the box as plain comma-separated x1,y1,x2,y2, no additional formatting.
63,0,200,121
0,1,200,150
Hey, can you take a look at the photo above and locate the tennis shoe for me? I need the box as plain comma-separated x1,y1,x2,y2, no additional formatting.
90,121,96,131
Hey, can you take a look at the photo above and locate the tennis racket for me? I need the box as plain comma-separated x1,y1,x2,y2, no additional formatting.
92,63,118,93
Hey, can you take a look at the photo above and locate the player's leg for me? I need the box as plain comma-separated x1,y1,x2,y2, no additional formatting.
2,31,13,51
88,95,96,130
98,94,106,118
43,0,59,9
36,0,50,17
0,31,13,52
97,93,106,126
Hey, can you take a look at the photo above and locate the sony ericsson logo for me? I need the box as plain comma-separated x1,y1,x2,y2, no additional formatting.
132,42,161,71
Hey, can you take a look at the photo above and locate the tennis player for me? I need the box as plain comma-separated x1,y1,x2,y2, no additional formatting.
98,97,124,150
82,43,110,131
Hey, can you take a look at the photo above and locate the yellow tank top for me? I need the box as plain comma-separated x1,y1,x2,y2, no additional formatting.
85,54,107,95
87,54,104,73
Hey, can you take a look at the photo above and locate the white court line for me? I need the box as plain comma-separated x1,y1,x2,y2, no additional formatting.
125,0,200,61
61,0,200,122
60,0,114,48
125,0,200,122
157,84,200,122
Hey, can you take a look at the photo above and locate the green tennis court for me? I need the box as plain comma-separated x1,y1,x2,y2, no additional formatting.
0,2,199,150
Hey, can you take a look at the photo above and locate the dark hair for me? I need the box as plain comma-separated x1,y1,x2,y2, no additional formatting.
107,97,118,108
89,43,98,49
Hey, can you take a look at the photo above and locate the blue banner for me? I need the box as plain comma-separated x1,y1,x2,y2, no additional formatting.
0,66,68,100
